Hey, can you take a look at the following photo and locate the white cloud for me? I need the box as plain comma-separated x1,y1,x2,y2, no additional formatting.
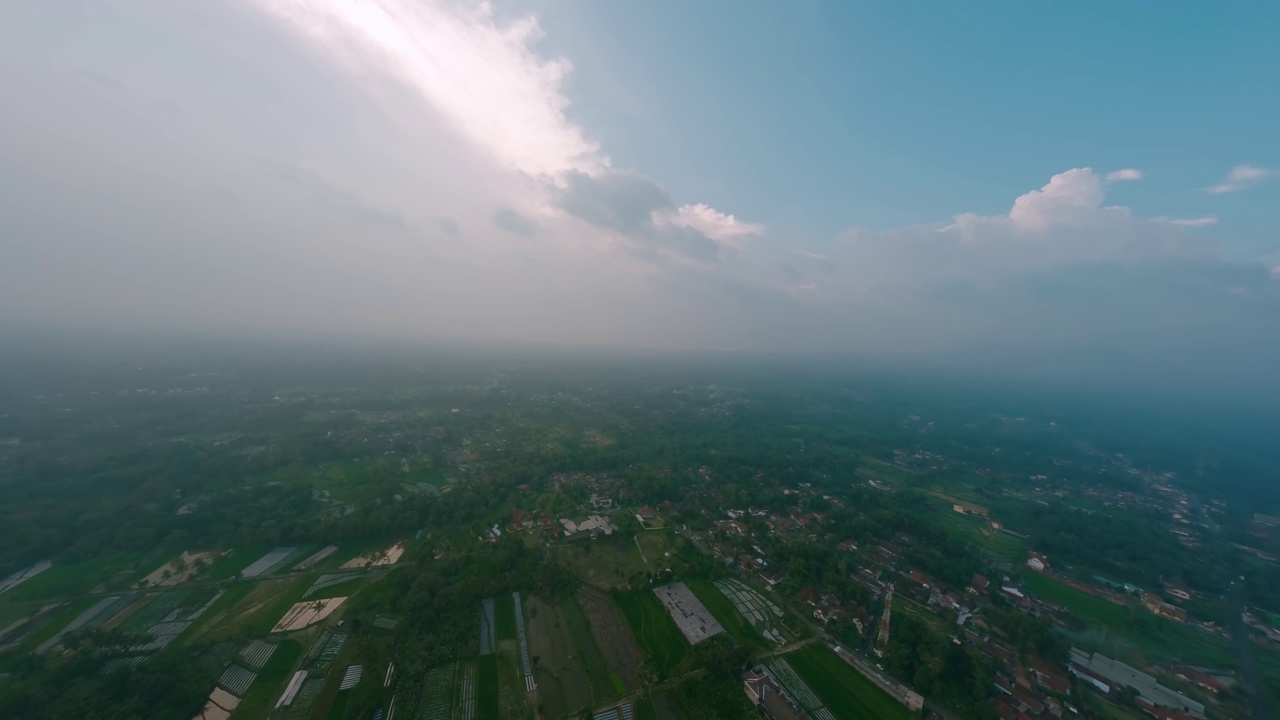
664,203,764,247
816,167,1257,350
1152,216,1217,227
1007,168,1107,233
1207,164,1272,194
1104,168,1144,183
248,0,762,266
248,0,605,177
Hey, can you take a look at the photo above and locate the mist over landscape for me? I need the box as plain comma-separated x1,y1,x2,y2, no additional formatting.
1,2,1279,720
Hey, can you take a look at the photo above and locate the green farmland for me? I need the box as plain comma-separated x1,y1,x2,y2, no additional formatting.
1022,572,1234,667
785,645,913,720
614,590,688,677
560,593,616,701
495,592,517,641
477,654,500,720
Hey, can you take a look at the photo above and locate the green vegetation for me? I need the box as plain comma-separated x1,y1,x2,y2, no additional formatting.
2,343,1279,719
615,590,688,677
477,654,500,720
0,554,135,603
786,645,913,720
495,591,517,641
635,698,659,720
1022,571,1234,666
16,597,100,652
181,582,256,644
1023,571,1132,626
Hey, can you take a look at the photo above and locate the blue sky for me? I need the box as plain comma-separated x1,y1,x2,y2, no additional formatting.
527,1,1278,244
0,0,1277,387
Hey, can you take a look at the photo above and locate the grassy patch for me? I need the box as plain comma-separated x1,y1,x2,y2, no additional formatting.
228,638,303,719
614,590,688,677
785,645,913,720
495,592,517,641
635,698,658,720
1023,572,1233,666
635,533,669,566
1023,572,1131,626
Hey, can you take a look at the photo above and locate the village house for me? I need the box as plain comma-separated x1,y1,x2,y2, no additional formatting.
1027,552,1049,573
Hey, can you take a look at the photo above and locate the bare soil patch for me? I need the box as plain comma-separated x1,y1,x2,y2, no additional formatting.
526,595,592,718
576,587,643,692
138,551,218,588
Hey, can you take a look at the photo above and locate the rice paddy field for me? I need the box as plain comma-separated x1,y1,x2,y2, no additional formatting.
614,590,689,677
784,644,913,720
477,654,501,720
494,591,517,641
